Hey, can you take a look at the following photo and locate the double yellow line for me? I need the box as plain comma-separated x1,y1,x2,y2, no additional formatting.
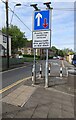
0,76,31,94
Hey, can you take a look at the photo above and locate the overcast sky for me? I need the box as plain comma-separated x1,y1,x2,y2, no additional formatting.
0,0,75,51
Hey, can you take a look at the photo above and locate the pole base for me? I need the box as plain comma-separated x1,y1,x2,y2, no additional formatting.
45,84,48,88
32,83,35,86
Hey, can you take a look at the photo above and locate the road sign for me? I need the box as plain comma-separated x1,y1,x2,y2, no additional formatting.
34,10,50,30
33,30,51,48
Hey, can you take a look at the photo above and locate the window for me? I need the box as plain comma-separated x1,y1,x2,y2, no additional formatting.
3,35,7,43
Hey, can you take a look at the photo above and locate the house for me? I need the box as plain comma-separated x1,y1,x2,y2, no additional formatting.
18,41,41,56
0,30,11,57
66,54,74,63
24,41,33,55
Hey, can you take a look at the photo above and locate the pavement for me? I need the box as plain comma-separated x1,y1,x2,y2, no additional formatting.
1,60,76,119
1,74,75,119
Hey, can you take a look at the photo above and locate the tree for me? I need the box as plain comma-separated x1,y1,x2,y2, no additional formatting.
62,48,74,56
49,46,74,57
58,50,64,57
50,46,58,56
2,25,27,54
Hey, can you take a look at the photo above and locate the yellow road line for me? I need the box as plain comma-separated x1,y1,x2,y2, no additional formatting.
0,76,31,94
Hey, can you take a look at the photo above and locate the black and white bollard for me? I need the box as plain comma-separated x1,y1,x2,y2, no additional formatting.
60,67,62,77
32,65,35,85
48,63,51,76
32,66,34,81
39,64,42,78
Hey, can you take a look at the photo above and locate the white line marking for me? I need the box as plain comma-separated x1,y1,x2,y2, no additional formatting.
1,65,27,74
46,88,74,97
53,63,59,65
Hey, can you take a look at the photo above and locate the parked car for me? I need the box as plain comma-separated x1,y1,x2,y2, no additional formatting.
59,57,64,60
72,54,76,66
53,56,58,59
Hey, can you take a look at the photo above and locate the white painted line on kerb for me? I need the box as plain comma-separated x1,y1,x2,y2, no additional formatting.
1,65,27,74
0,76,31,94
46,88,74,97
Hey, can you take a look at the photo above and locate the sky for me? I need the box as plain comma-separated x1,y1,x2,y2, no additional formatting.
0,0,75,51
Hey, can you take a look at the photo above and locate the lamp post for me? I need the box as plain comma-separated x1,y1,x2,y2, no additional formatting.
30,4,40,85
43,2,53,88
10,3,21,25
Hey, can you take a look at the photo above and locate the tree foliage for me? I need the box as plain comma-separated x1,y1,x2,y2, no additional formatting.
2,25,27,54
49,46,74,57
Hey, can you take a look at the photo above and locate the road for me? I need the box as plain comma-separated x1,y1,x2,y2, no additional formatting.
2,65,32,88
1,62,40,89
2,64,37,89
1,59,76,91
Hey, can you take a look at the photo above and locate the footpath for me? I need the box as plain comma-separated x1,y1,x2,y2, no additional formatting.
1,60,75,119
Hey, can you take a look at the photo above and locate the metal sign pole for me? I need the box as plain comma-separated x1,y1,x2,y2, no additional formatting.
31,3,52,87
45,49,48,88
33,48,36,85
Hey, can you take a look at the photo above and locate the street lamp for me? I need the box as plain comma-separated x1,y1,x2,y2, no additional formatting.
30,4,40,84
43,2,51,9
43,2,53,88
30,4,40,11
10,3,21,25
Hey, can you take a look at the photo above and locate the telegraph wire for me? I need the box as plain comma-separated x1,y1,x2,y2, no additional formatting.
8,7,32,32
1,0,32,32
1,0,76,11
1,0,5,3
0,0,75,32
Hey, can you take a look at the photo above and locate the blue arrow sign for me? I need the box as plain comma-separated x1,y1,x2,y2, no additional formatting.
34,10,50,30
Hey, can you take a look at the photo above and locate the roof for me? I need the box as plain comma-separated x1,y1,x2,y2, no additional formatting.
26,41,32,48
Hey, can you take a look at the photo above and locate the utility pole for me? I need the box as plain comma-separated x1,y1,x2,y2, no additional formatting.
6,0,9,68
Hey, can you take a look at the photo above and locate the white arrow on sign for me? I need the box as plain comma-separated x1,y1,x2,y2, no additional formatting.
36,13,42,26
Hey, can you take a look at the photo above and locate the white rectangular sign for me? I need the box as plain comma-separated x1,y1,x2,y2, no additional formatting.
33,30,51,48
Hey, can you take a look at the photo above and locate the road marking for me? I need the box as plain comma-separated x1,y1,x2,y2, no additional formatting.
1,65,27,74
53,63,59,66
46,88,74,97
0,76,31,94
61,60,65,68
56,77,63,79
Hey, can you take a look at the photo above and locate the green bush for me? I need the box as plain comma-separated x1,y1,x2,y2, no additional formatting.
23,54,40,58
23,54,34,57
48,56,53,59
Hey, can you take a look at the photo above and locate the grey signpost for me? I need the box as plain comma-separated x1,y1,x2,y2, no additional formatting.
45,49,49,87
33,48,36,84
32,2,52,87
